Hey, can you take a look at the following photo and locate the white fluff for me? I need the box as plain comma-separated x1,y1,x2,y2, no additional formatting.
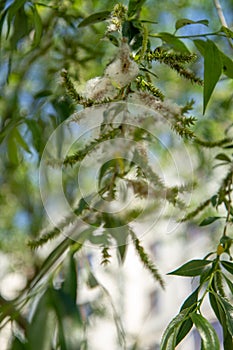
83,41,139,100
84,76,115,101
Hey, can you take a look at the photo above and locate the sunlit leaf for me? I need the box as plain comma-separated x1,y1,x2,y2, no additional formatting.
217,295,233,337
175,18,208,30
175,318,193,346
161,310,187,350
191,313,220,350
209,291,233,350
78,11,111,27
168,260,212,276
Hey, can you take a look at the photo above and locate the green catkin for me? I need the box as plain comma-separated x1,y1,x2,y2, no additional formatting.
129,228,165,289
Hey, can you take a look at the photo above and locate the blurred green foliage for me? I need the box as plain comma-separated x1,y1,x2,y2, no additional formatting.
0,0,233,349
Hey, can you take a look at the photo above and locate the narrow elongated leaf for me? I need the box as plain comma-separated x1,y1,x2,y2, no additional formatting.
78,11,111,27
31,4,43,48
194,40,233,79
180,288,199,311
14,128,31,154
218,296,233,336
6,0,26,38
199,216,223,226
203,39,222,113
223,274,233,294
209,291,233,350
160,310,187,350
168,260,212,277
191,313,220,350
215,153,231,162
62,252,77,304
27,291,52,350
175,318,193,345
196,40,222,113
221,261,233,275
175,18,208,30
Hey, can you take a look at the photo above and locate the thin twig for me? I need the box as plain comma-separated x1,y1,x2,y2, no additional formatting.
213,0,233,49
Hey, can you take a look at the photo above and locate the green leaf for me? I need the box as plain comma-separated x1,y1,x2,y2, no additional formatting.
217,296,233,337
180,288,199,311
27,291,53,350
221,260,233,275
14,128,31,154
0,8,8,40
74,196,92,215
62,252,77,305
160,310,187,350
195,40,233,79
156,32,190,52
199,216,223,226
34,90,52,98
175,18,208,31
78,11,111,27
175,318,193,345
109,226,129,263
98,158,125,187
88,232,109,245
220,26,233,39
209,291,233,350
122,20,142,50
9,6,28,49
127,0,147,17
11,337,28,350
194,39,222,114
221,52,233,79
7,132,19,164
6,0,27,38
87,271,99,288
191,313,220,350
215,153,231,162
29,237,76,290
223,274,233,294
31,4,43,48
168,260,212,277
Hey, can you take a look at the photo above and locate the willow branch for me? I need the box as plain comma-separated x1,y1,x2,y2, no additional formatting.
213,0,233,49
